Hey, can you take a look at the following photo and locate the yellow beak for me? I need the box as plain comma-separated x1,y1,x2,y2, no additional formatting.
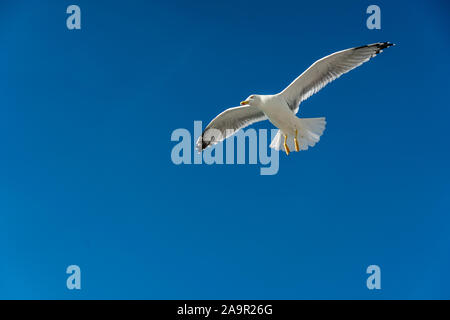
240,100,249,106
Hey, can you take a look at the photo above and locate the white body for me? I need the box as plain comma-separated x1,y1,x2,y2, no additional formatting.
256,94,326,151
257,94,296,135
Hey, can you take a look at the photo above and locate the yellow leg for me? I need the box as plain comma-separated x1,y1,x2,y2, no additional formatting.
284,134,290,155
294,129,300,152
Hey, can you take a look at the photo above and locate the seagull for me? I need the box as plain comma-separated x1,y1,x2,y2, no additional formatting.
196,42,394,155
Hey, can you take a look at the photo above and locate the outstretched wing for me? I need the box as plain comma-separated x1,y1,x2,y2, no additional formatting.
196,106,267,152
280,42,394,113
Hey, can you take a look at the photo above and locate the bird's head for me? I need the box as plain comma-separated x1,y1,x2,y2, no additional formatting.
240,94,261,107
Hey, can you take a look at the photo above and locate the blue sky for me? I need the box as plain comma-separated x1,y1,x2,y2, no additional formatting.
0,0,449,299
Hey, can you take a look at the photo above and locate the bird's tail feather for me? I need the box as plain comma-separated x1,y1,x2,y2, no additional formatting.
269,117,326,152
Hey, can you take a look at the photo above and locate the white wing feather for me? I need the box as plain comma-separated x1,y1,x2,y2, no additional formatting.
196,106,267,151
280,42,394,113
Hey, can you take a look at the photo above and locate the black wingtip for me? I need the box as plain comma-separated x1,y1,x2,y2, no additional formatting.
374,42,395,54
354,41,395,53
201,139,208,151
379,41,395,49
195,135,209,153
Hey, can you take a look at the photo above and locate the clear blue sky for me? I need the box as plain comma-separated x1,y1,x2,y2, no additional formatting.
0,0,449,299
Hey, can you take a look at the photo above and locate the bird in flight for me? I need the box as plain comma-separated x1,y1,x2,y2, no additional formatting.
196,42,394,155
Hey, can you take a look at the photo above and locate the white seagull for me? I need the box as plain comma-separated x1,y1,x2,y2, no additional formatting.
196,42,394,155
